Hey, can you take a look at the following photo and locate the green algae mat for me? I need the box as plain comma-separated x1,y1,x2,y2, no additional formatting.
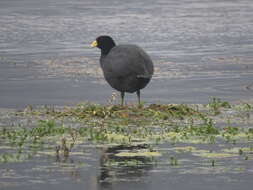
1,98,253,189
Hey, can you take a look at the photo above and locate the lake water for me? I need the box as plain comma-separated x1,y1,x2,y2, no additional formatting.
0,0,253,108
1,1,253,189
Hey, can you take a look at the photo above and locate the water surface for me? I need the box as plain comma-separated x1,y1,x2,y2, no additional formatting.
1,1,253,189
1,0,253,108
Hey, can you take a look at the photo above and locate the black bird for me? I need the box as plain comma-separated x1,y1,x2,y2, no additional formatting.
91,36,154,105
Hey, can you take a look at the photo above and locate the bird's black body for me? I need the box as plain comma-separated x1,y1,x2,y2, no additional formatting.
92,36,154,105
101,44,153,93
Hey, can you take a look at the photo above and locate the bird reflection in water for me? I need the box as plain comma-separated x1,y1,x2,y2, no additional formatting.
97,144,156,187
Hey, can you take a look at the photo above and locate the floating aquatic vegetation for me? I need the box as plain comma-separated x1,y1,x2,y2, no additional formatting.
1,99,253,185
192,151,238,159
206,97,231,115
115,150,161,158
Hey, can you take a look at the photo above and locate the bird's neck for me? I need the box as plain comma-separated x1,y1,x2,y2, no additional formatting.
100,42,116,56
100,54,106,62
101,49,111,56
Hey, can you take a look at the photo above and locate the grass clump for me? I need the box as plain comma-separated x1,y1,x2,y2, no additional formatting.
207,97,231,115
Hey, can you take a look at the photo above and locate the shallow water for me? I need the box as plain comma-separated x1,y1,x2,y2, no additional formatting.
1,0,253,189
0,0,253,108
1,104,253,190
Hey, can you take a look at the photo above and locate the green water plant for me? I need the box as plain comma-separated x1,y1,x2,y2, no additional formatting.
207,97,231,115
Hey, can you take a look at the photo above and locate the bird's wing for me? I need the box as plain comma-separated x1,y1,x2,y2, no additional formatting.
101,45,153,78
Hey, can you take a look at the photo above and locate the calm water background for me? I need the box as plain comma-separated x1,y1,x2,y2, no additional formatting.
0,0,253,108
1,1,253,190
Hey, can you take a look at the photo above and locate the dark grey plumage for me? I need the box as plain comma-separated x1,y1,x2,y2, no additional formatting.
91,36,154,105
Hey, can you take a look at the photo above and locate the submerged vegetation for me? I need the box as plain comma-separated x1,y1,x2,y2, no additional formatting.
1,98,253,184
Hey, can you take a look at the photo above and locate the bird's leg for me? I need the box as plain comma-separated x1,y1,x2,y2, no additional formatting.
120,91,125,106
136,90,141,106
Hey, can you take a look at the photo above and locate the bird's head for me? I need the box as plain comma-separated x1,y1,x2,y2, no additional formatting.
91,35,116,55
